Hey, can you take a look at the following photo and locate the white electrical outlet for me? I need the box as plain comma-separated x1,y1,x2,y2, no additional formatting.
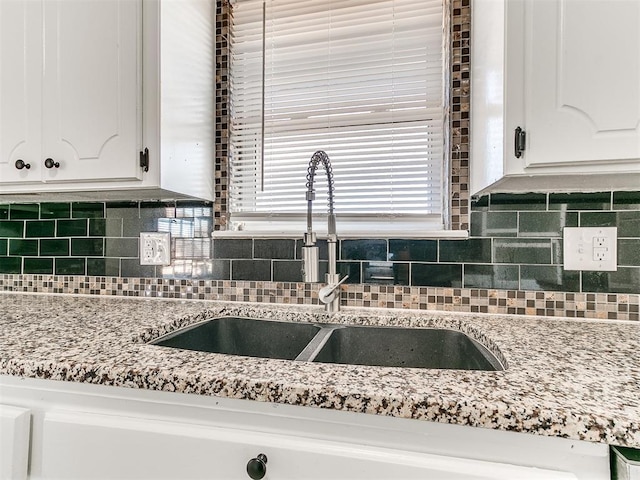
140,232,171,265
563,227,617,271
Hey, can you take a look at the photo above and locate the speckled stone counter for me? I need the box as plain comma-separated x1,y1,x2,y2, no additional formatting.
1,292,638,448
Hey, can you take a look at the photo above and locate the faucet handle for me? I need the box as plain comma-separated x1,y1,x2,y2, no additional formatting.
318,275,349,304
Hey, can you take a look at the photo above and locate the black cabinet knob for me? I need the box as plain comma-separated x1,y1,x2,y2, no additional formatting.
15,159,31,170
44,158,60,169
246,453,267,479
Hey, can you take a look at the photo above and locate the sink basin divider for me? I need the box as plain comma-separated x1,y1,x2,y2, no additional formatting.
294,325,345,362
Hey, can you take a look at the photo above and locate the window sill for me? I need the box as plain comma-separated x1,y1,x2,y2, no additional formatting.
211,230,469,240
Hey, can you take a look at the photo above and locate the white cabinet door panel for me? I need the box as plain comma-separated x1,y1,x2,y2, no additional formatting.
0,0,42,185
0,404,31,480
39,410,576,480
41,0,140,183
523,0,640,168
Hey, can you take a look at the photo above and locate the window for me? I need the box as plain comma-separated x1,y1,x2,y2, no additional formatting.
228,0,448,235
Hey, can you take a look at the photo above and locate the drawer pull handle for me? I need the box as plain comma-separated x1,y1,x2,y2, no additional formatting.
246,453,267,479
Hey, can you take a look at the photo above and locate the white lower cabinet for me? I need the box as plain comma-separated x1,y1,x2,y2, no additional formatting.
0,404,30,480
0,376,610,480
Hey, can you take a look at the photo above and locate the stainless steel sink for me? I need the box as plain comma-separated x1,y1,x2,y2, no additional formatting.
151,317,322,361
310,325,503,370
151,317,504,371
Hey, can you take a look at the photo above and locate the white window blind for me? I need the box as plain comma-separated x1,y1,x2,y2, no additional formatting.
229,0,447,234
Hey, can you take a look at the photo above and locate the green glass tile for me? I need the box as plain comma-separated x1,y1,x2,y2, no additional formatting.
582,268,640,294
24,258,54,274
89,218,122,237
9,203,39,220
9,239,38,256
254,239,295,259
40,203,71,219
471,195,489,211
388,239,437,262
105,238,139,257
0,257,21,274
581,211,640,237
0,205,8,220
490,193,547,211
463,264,519,290
55,258,86,275
470,211,517,237
411,263,462,287
0,221,24,238
0,239,7,255
121,259,156,278
618,239,640,266
518,212,578,237
439,238,492,263
40,238,69,256
87,258,120,276
580,212,617,228
520,265,580,292
57,219,88,237
341,239,387,261
613,191,640,210
548,192,612,210
26,220,56,238
71,202,105,219
71,238,104,256
618,212,640,237
494,238,552,264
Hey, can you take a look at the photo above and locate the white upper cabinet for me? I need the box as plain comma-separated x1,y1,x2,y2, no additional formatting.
0,0,42,186
0,0,215,201
471,0,640,195
41,0,141,183
0,0,141,186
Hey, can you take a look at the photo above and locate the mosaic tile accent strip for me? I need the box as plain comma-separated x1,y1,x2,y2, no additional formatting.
450,0,471,230
1,275,637,321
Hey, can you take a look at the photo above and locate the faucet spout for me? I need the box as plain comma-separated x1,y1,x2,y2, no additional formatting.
301,151,347,313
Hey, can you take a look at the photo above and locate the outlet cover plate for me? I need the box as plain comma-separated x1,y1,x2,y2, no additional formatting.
563,227,617,271
140,232,171,266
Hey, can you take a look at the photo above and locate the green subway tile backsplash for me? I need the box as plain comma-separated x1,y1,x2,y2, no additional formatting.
26,220,56,238
494,239,553,264
0,257,21,273
40,203,71,219
0,221,24,238
71,238,104,256
9,239,38,256
518,212,577,237
24,258,54,274
55,258,86,275
613,191,640,210
40,239,70,256
71,202,105,218
57,219,88,237
548,192,612,211
0,193,638,295
9,204,39,220
618,239,640,266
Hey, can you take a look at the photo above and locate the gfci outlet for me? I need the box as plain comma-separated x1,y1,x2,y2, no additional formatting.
563,227,617,271
140,232,171,266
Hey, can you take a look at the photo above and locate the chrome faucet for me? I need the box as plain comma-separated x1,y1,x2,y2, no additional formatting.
301,151,348,313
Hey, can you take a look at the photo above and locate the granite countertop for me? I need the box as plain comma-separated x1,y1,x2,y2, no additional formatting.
0,292,638,448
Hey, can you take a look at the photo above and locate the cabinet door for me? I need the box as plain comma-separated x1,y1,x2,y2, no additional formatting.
41,0,141,183
0,0,42,185
520,0,640,171
38,410,577,480
0,404,31,480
